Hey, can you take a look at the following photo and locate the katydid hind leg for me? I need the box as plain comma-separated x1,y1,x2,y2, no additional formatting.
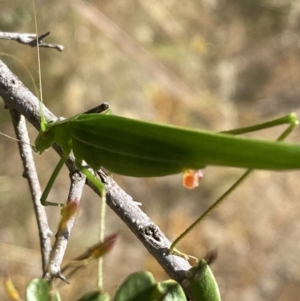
173,113,299,256
75,160,106,290
222,113,298,136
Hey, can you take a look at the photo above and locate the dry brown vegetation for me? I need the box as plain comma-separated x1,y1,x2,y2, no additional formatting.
1,0,300,300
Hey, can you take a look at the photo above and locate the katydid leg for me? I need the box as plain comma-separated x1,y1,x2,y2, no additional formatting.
75,160,106,290
40,152,69,207
171,113,299,256
222,113,298,136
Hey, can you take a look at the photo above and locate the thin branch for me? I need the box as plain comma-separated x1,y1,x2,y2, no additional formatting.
0,59,192,283
8,108,52,273
0,31,64,51
44,171,86,282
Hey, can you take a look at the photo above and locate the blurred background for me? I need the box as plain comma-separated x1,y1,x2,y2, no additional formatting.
1,0,300,300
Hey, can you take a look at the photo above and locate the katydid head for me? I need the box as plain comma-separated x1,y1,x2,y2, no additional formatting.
34,127,55,154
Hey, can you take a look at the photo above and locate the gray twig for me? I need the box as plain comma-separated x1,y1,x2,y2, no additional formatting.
0,31,64,51
44,171,86,281
8,108,52,273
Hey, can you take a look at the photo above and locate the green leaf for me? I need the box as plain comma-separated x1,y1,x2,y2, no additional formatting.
113,271,156,301
25,279,61,301
184,259,221,301
76,290,110,301
155,280,187,301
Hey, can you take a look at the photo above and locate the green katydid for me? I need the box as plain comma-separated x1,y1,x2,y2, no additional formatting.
34,98,300,258
35,110,300,190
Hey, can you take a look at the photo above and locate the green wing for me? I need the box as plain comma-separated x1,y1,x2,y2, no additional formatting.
67,114,300,177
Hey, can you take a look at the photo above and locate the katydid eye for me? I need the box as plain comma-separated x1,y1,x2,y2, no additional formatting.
43,130,50,137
